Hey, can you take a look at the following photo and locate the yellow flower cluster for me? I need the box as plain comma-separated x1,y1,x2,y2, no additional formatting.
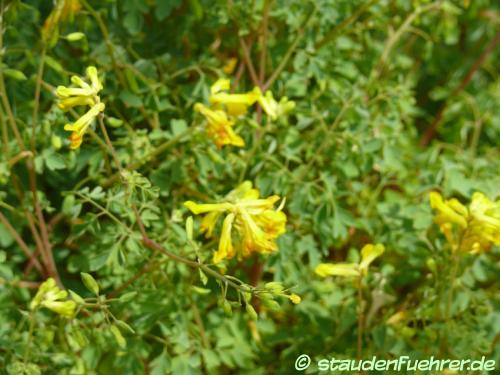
429,192,500,254
30,278,76,318
315,244,385,278
195,79,295,148
184,181,287,263
55,66,105,149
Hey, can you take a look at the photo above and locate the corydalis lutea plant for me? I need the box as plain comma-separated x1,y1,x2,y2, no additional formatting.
429,191,500,254
185,181,287,263
53,67,300,313
55,66,104,149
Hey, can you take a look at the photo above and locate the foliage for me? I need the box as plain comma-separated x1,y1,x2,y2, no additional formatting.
0,0,499,373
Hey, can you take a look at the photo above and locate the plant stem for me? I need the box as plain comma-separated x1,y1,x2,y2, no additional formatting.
101,128,190,188
420,31,500,146
263,5,316,91
0,212,44,273
23,311,35,366
315,0,378,50
357,276,364,361
372,1,442,80
239,36,261,87
440,252,459,355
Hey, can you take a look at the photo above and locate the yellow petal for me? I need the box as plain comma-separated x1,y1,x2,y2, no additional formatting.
429,192,468,229
86,66,102,92
210,78,231,95
69,132,83,149
257,90,278,120
359,243,385,273
447,198,468,217
387,311,407,326
214,213,235,263
200,211,221,238
226,181,259,201
42,300,76,317
254,210,287,237
184,201,232,215
315,263,360,278
56,85,94,98
63,102,104,135
58,95,95,110
240,209,276,254
238,196,281,213
209,88,260,110
225,102,249,116
207,121,244,148
222,58,238,75
70,75,91,89
289,293,301,304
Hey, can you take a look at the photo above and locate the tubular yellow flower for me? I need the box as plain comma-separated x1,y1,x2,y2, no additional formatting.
63,102,105,150
209,79,260,116
359,243,385,274
222,57,238,75
30,278,76,318
194,103,244,148
429,191,500,253
315,243,385,278
289,293,302,304
184,181,287,263
315,263,360,277
56,66,102,111
214,213,235,263
429,192,467,229
255,88,296,120
462,192,500,253
56,66,105,149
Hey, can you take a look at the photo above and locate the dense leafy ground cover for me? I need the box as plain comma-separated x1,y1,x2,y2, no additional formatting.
0,0,499,373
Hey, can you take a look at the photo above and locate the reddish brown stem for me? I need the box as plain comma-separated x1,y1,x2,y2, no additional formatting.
420,32,500,146
0,211,44,274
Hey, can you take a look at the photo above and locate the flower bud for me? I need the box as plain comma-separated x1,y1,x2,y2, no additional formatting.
65,32,85,41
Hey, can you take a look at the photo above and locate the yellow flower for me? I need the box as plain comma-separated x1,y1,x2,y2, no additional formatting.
315,243,385,278
255,88,296,120
462,192,500,253
194,103,244,148
429,191,500,253
222,57,238,75
209,79,260,116
184,181,286,263
429,192,467,230
30,278,76,318
56,66,105,149
56,66,102,111
63,102,105,149
288,293,302,304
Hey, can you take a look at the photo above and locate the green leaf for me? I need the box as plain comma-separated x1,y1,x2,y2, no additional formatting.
155,0,182,20
119,91,143,107
44,150,66,171
0,222,14,248
171,119,187,136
